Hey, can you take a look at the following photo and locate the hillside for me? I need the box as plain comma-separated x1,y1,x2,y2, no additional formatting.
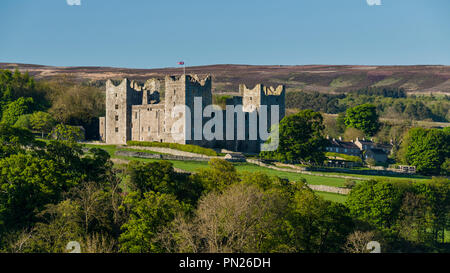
1,63,450,95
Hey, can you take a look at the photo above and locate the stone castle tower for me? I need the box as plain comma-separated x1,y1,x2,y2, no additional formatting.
99,74,285,153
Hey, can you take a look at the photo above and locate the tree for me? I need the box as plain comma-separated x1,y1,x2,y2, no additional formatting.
119,191,186,253
399,128,449,175
344,231,377,253
346,180,403,230
156,183,289,253
194,159,240,193
0,123,38,158
48,78,104,139
413,179,450,244
264,109,327,164
0,153,74,229
441,158,450,176
286,183,354,252
345,104,380,136
30,111,55,138
395,192,433,244
20,200,83,253
1,97,34,126
50,124,83,142
127,160,203,205
14,114,32,130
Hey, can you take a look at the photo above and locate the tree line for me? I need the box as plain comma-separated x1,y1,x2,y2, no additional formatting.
286,88,450,122
0,69,105,139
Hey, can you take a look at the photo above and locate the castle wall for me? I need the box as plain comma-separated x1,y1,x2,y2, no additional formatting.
100,74,285,154
105,79,130,144
131,104,165,142
164,75,188,144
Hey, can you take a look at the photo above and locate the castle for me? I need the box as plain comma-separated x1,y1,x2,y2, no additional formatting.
99,74,285,153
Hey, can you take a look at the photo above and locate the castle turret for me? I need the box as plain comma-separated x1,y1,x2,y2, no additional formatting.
164,74,212,144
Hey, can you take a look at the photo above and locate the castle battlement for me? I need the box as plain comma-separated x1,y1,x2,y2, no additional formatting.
165,74,211,87
239,84,285,96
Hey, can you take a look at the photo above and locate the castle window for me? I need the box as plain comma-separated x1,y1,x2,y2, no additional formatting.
148,127,150,132
135,112,138,119
115,104,119,110
115,127,118,133
115,115,118,121
115,93,117,97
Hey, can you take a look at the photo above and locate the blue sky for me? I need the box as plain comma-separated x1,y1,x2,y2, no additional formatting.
0,0,449,68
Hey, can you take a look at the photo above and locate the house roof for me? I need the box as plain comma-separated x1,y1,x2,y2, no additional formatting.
327,139,359,150
366,148,387,155
356,139,374,145
377,143,393,150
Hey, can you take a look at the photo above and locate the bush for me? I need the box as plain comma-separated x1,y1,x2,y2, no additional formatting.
344,179,357,189
126,141,218,156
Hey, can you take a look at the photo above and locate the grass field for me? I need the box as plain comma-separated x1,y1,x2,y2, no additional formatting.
315,191,348,203
84,143,431,190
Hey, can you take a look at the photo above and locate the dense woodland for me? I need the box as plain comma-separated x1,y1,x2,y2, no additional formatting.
0,127,448,253
0,69,449,253
287,87,450,122
0,69,105,140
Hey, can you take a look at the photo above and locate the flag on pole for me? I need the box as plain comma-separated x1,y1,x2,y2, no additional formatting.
178,61,184,65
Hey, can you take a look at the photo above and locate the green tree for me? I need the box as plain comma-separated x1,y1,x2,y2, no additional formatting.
1,97,34,126
0,153,75,229
264,109,327,164
193,158,240,193
441,158,450,176
345,104,380,136
30,111,55,138
119,191,186,253
399,128,449,175
50,124,84,142
13,114,32,130
286,183,353,252
0,123,39,158
127,160,203,205
346,180,403,230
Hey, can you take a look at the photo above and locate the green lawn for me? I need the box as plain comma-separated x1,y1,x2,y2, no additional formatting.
84,143,429,189
315,191,348,203
233,163,347,187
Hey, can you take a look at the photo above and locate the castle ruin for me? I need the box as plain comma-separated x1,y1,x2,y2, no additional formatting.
99,74,285,153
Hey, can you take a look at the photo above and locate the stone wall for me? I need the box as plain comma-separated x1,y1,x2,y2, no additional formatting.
307,185,351,195
115,150,210,162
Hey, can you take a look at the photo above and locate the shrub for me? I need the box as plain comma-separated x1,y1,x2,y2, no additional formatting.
126,141,218,156
344,179,357,189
